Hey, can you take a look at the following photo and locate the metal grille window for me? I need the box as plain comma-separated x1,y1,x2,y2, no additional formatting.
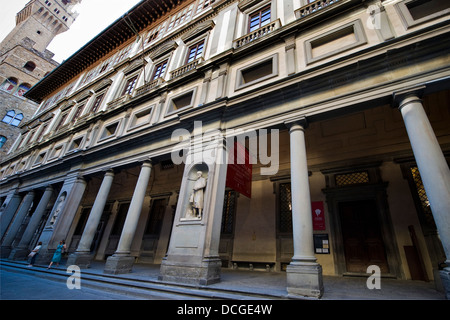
279,183,292,233
221,190,237,234
335,171,369,186
410,166,434,223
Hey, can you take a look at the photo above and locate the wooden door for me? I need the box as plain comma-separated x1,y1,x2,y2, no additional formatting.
338,200,389,273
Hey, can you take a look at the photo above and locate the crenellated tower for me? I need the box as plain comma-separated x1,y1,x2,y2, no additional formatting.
0,0,82,158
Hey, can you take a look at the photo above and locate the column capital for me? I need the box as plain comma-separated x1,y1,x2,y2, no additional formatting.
103,168,115,176
392,85,425,109
141,159,153,168
285,116,308,131
43,185,54,192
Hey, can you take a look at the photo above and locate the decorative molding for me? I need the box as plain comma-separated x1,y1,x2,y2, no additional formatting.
181,20,215,43
148,41,178,61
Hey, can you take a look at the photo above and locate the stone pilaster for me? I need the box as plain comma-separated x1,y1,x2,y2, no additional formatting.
1,191,35,258
159,134,228,285
9,186,54,260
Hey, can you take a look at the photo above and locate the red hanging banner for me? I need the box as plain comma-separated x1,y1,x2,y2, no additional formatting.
311,201,326,230
226,142,252,198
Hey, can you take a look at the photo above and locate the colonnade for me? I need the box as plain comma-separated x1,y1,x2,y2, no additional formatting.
1,88,449,298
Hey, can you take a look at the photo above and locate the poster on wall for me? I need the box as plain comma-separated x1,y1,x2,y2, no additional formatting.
314,234,330,254
311,201,326,230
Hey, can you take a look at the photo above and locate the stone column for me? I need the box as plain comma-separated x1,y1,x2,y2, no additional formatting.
9,186,54,260
285,119,323,298
1,191,35,258
104,161,152,274
68,170,114,268
395,89,450,299
0,191,23,239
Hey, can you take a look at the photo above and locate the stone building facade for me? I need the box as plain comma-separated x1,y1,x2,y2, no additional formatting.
0,0,449,299
0,0,81,159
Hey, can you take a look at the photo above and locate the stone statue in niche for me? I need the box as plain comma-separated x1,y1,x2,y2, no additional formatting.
186,171,207,219
49,193,66,226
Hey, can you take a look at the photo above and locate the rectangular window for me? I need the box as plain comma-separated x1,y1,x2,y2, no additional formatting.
122,76,138,96
335,171,370,186
186,40,204,64
236,54,278,90
129,107,153,130
54,113,68,131
241,59,273,84
167,4,194,31
91,94,105,113
152,60,168,80
68,136,84,152
72,103,85,120
396,0,450,28
168,91,194,114
406,0,449,20
196,0,214,13
36,123,48,142
249,5,271,32
100,122,119,140
305,20,367,64
115,45,132,65
34,152,46,165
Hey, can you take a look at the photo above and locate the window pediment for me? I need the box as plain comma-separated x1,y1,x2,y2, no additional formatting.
92,78,113,92
238,0,269,12
74,90,92,103
149,41,178,61
123,59,147,75
181,20,215,43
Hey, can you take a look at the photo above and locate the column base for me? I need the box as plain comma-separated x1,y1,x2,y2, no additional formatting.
8,247,29,261
439,267,450,300
67,252,94,269
159,256,222,286
286,262,324,299
0,246,12,259
104,254,136,274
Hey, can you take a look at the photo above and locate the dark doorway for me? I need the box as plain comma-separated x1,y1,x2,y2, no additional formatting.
338,199,389,273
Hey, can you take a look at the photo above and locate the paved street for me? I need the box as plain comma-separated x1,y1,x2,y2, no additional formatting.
0,268,140,300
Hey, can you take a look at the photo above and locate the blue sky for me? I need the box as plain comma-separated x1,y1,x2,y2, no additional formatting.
0,0,142,63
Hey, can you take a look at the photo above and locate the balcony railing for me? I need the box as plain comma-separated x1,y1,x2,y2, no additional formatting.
170,57,203,80
135,77,165,97
106,94,131,109
295,0,340,20
233,19,281,49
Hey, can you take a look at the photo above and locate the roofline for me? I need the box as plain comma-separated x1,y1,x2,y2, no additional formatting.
25,0,183,103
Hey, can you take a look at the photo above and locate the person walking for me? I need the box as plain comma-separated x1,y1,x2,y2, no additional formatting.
27,242,42,267
47,240,66,269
